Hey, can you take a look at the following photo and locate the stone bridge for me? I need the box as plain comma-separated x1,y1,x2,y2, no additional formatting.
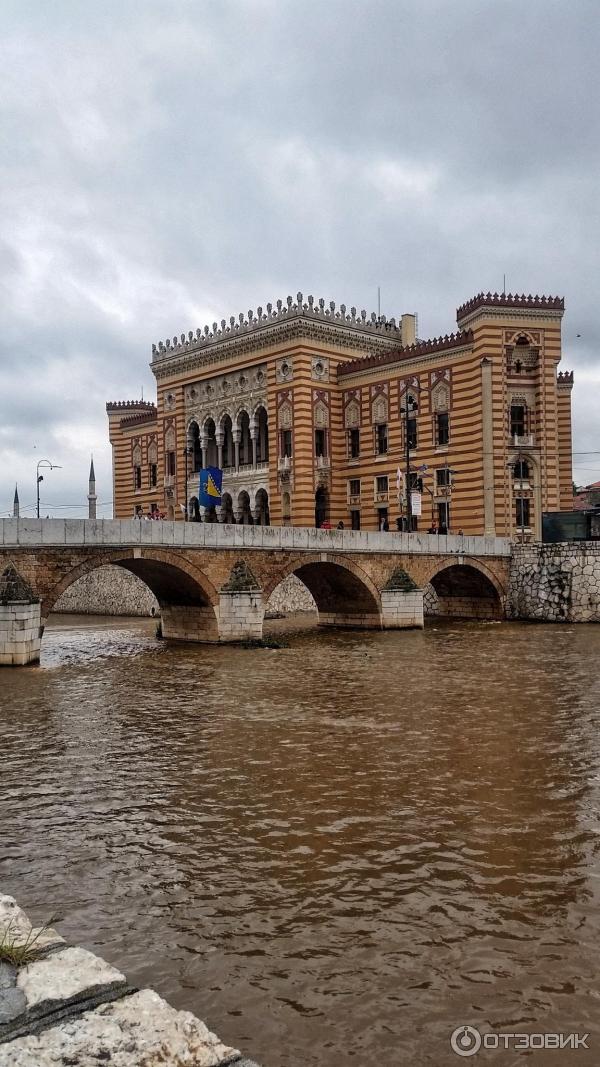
0,519,511,664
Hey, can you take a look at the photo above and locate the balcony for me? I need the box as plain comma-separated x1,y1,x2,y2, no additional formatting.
348,493,361,506
512,433,535,448
163,474,175,488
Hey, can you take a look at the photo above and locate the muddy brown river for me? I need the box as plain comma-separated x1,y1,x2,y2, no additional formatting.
1,614,600,1065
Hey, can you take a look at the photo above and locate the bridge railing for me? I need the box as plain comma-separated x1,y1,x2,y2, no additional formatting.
0,519,511,557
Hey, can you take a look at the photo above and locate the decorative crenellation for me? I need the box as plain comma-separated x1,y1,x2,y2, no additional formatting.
457,292,565,323
151,293,404,360
557,370,574,384
337,331,473,378
106,400,156,412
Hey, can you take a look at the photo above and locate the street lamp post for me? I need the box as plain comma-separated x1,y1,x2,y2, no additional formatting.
400,392,419,531
183,446,192,521
36,459,62,518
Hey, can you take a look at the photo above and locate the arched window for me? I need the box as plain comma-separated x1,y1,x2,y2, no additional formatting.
255,406,269,463
188,421,201,471
238,411,252,466
203,418,218,467
432,382,449,447
220,414,234,469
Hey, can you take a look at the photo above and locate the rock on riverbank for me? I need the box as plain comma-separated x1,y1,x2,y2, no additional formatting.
0,894,261,1067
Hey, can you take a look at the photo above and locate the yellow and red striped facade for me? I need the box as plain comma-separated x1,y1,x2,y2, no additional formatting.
107,291,573,539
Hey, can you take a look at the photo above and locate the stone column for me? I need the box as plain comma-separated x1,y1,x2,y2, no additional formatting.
0,565,42,666
233,429,241,472
216,433,224,471
200,436,208,471
480,357,496,536
250,422,258,468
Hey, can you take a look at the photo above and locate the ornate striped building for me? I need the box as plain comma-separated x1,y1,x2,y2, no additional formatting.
107,290,574,539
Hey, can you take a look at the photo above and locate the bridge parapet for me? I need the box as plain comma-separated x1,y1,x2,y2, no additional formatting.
0,519,511,558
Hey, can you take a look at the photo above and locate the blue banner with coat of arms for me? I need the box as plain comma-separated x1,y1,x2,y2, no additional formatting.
199,467,222,508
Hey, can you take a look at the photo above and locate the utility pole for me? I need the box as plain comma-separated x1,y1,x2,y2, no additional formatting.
402,390,419,531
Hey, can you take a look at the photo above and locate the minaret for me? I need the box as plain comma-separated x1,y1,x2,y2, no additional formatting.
13,485,19,518
88,457,97,520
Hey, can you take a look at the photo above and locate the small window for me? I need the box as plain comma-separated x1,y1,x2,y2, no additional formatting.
436,412,449,446
315,428,327,457
281,429,293,458
516,497,530,528
166,451,176,477
407,416,418,450
376,475,388,494
376,423,388,455
349,478,361,496
348,427,360,458
149,464,158,487
134,466,142,490
436,467,451,488
510,404,526,437
409,473,424,491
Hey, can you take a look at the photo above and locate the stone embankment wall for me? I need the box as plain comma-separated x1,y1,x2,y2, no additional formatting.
53,566,316,617
509,543,600,622
0,893,260,1066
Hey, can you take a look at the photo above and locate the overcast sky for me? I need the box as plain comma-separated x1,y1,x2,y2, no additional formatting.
1,0,598,517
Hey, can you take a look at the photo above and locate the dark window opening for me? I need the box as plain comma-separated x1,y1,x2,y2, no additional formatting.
281,430,293,458
513,460,530,481
349,478,360,496
376,475,388,494
149,464,157,487
510,404,526,437
516,497,531,528
376,423,388,455
436,467,451,488
351,510,361,531
436,412,449,446
409,473,424,491
315,428,327,457
407,416,418,450
134,466,142,490
166,451,176,477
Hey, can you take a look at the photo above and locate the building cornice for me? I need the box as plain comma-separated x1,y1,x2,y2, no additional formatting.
151,294,404,381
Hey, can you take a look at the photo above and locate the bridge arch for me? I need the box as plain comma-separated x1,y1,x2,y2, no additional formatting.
423,557,505,619
264,553,382,629
44,549,220,641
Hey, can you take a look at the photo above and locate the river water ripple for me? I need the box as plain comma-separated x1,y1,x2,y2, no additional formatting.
1,615,600,1065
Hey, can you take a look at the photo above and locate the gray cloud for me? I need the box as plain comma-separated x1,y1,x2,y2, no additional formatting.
1,0,598,515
